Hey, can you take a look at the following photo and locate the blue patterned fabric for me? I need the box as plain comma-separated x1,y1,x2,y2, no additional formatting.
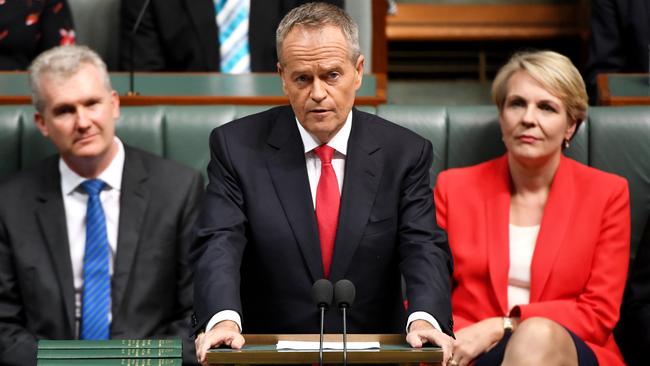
79,179,111,340
215,0,251,73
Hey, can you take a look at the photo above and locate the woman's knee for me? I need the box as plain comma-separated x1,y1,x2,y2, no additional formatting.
502,317,578,366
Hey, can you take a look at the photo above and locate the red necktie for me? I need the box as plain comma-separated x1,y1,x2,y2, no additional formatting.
314,145,340,278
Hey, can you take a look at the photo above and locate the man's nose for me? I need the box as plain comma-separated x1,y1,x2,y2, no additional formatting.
76,107,92,129
310,79,327,102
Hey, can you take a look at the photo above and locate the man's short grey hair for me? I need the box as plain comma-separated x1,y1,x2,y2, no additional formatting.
276,2,360,65
28,45,111,112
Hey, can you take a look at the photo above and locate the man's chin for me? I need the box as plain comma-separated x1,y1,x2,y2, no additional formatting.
69,145,107,160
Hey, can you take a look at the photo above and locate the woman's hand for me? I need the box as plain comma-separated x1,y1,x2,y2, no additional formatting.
450,317,505,366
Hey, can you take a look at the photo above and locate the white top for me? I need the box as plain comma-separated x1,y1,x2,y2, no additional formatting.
59,138,125,337
507,224,540,312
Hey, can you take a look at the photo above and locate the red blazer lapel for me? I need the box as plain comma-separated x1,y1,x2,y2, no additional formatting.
485,156,511,314
530,155,575,301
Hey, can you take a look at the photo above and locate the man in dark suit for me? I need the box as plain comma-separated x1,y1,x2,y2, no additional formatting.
192,3,454,365
585,0,650,104
120,0,343,72
0,45,203,365
616,217,650,366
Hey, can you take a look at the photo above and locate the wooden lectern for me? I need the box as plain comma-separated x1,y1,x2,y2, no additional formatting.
206,334,442,365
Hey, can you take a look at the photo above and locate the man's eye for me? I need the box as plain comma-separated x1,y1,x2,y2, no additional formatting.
328,72,340,80
54,106,75,116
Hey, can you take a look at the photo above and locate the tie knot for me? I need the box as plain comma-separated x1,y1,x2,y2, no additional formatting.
314,145,335,164
81,179,106,197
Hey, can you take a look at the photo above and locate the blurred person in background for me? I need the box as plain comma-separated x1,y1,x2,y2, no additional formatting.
0,0,75,70
585,0,650,104
120,0,343,72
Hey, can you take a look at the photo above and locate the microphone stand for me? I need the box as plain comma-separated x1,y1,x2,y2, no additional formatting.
312,279,332,366
334,279,355,366
341,304,348,366
127,0,152,96
319,304,326,366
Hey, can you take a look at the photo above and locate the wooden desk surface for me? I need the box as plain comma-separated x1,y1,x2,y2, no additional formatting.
0,72,386,106
598,73,650,106
206,334,442,365
386,3,588,41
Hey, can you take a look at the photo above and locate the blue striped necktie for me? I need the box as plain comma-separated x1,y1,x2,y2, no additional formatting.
215,0,251,73
79,179,111,340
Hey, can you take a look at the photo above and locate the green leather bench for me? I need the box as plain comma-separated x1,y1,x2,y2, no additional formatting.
1,105,648,256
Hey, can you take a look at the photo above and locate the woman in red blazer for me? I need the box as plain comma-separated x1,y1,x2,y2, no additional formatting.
435,51,630,366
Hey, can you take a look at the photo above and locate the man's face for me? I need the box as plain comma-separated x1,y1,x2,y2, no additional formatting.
278,25,364,143
34,63,119,166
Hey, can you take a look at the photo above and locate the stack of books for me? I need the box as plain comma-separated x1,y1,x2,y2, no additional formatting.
37,339,182,366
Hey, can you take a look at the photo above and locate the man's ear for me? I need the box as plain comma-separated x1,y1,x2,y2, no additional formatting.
34,112,49,138
353,55,365,91
277,62,288,96
110,90,120,121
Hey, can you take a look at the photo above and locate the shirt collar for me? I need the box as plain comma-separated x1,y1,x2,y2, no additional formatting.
60,137,125,195
296,111,352,156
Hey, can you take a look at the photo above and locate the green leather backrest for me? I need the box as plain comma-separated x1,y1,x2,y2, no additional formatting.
0,107,22,178
377,105,447,185
588,107,650,256
1,104,648,256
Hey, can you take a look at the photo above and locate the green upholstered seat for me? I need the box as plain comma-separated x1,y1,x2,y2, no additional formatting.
1,104,648,257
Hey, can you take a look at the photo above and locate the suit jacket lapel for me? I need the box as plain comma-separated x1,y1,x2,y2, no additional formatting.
530,156,574,301
266,109,322,282
329,110,382,281
112,147,149,315
35,157,76,336
484,156,511,314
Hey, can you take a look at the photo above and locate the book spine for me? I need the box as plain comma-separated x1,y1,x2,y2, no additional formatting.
37,359,181,366
38,339,181,349
37,348,181,359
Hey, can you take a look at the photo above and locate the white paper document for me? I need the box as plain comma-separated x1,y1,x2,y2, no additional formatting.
276,341,380,350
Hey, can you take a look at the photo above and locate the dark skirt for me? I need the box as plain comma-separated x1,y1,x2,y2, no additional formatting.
474,326,598,366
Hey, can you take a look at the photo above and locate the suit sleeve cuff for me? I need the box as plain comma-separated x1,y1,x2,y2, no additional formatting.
407,311,442,333
205,310,242,333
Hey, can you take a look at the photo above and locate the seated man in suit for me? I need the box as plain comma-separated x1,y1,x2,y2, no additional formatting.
0,45,203,366
120,0,343,72
192,3,454,365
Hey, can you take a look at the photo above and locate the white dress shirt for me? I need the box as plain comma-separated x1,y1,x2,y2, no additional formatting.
60,138,125,337
207,113,441,334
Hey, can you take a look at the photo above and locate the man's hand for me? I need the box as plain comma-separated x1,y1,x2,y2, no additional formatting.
195,320,245,366
406,319,454,366
450,317,506,366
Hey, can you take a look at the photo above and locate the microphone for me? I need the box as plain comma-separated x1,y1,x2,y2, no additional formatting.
127,0,152,96
311,279,333,366
334,279,355,366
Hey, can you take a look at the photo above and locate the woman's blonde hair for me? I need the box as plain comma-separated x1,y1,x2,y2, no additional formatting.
492,50,588,130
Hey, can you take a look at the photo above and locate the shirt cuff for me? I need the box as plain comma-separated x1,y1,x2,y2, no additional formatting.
205,310,242,333
407,311,442,333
